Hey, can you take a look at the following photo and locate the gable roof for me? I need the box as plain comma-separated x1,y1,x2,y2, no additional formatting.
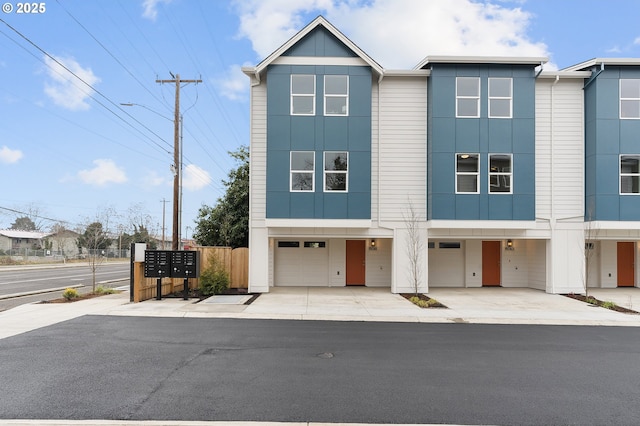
244,16,384,79
0,229,50,239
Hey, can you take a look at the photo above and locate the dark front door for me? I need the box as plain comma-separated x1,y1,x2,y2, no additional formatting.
482,241,501,286
346,240,366,286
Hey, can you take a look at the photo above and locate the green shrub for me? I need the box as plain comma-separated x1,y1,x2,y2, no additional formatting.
94,285,115,295
199,255,230,296
601,301,617,310
62,288,79,301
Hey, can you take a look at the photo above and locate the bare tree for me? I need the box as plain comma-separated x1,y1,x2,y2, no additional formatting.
403,200,424,295
77,208,115,292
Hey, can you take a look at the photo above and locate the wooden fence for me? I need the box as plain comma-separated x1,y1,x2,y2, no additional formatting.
131,246,249,302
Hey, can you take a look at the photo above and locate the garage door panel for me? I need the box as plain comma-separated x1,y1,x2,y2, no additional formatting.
275,241,329,286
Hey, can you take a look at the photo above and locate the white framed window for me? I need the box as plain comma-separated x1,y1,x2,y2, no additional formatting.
620,155,640,194
489,153,512,193
324,151,348,192
620,79,640,119
291,75,315,115
456,153,479,193
324,75,348,116
488,78,512,118
290,151,314,192
456,77,480,118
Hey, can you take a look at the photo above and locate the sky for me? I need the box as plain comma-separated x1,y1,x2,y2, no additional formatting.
1,0,640,239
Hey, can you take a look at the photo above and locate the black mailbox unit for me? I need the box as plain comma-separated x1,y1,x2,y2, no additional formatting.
144,250,172,278
171,250,201,278
143,250,200,301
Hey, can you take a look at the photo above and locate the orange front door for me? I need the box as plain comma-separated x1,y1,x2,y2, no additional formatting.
482,241,501,286
346,240,366,285
617,242,635,287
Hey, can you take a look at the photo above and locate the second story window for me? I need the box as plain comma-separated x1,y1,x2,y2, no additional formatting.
489,154,512,193
620,79,640,119
291,75,315,115
324,152,348,192
290,151,314,192
456,153,479,193
456,77,480,118
621,155,640,194
324,75,348,115
488,78,512,118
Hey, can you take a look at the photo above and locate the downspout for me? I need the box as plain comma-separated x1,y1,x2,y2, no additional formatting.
584,62,604,89
547,74,560,292
377,73,383,226
535,61,544,78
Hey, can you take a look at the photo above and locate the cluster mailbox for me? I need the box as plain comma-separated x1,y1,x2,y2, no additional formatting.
143,250,201,300
144,250,200,278
171,250,200,278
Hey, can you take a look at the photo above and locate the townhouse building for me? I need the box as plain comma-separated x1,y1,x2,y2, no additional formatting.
242,16,639,294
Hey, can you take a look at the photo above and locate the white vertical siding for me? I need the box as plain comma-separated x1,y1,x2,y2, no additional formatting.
365,238,392,287
501,240,530,287
535,79,585,221
526,239,546,290
378,76,427,222
249,83,267,222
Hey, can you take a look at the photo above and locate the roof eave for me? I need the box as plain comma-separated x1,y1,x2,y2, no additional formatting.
415,55,549,69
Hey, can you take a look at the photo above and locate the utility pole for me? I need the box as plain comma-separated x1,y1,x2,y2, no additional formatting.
156,74,201,250
160,198,168,249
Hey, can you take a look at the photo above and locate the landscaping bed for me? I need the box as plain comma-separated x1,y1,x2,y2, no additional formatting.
401,293,448,308
565,293,639,314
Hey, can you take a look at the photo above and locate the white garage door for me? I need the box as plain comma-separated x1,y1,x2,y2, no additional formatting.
428,241,465,287
275,240,329,286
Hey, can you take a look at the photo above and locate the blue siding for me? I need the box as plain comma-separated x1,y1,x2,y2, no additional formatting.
427,64,536,220
585,66,640,221
283,27,357,58
265,27,372,220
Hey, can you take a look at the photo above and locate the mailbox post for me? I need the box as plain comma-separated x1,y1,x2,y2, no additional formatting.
171,251,200,300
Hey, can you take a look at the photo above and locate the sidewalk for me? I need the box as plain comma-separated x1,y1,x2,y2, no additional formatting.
1,286,640,340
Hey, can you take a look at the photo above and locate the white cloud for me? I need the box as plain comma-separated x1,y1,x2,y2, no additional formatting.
43,55,100,111
634,37,640,45
0,146,23,164
232,0,550,69
217,63,250,101
142,0,172,21
142,170,167,187
182,164,211,191
78,159,127,186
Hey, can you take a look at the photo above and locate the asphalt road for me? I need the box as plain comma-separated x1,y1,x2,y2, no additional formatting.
0,262,129,311
1,317,639,425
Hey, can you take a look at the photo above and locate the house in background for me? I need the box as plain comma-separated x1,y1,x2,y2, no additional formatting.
0,229,51,253
243,16,640,294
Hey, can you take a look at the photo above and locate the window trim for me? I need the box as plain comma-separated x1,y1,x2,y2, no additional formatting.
620,154,640,195
290,74,315,116
620,79,640,119
488,78,513,119
488,153,513,194
324,75,349,116
455,153,480,194
290,151,315,192
456,77,480,118
323,151,349,192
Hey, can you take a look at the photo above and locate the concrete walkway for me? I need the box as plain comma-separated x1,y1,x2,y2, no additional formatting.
2,286,640,341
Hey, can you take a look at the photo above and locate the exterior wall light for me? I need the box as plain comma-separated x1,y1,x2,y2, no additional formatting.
369,239,377,250
506,239,514,250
